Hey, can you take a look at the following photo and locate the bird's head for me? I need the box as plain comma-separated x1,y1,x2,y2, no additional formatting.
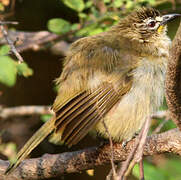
116,7,180,42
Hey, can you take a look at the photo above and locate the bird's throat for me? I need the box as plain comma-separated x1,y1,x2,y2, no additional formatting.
157,25,164,33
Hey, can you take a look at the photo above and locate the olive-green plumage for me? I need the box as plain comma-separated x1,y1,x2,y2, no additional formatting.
6,7,180,174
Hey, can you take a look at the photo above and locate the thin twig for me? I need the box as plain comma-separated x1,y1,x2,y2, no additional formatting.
106,165,118,180
117,137,139,179
102,120,117,180
153,118,170,134
0,21,18,25
126,117,151,177
117,117,151,179
139,160,144,180
134,117,151,162
152,110,170,134
125,117,150,178
151,110,167,119
0,21,24,63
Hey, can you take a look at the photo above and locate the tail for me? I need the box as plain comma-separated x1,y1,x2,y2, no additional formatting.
5,117,55,174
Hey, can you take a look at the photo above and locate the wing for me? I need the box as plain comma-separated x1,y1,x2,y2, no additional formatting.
51,78,132,147
50,34,134,147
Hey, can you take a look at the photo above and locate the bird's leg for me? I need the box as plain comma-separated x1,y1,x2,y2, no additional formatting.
96,132,110,146
122,132,139,148
121,141,128,148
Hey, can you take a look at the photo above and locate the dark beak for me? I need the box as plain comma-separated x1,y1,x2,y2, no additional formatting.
161,14,181,25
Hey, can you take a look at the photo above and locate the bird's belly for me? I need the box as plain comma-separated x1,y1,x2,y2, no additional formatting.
95,88,151,142
94,59,166,142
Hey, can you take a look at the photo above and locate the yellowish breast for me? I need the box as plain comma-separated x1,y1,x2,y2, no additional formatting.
95,57,167,142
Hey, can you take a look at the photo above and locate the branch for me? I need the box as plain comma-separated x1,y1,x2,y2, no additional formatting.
0,128,180,180
0,21,24,63
0,105,52,119
0,30,70,56
166,21,181,130
0,105,166,120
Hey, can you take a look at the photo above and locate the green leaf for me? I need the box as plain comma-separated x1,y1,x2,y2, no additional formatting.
78,12,87,19
133,162,166,180
91,6,100,18
159,158,181,180
40,114,52,123
88,28,104,36
113,0,123,8
162,120,176,131
62,0,85,12
104,0,111,3
0,56,17,87
0,3,5,11
0,45,10,56
75,24,97,36
85,1,93,8
71,23,79,31
125,1,134,9
48,18,71,34
16,62,33,77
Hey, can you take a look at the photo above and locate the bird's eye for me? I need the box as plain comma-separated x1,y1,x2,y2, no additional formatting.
148,21,156,28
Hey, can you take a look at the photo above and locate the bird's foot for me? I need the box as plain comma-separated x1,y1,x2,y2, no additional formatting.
122,132,139,148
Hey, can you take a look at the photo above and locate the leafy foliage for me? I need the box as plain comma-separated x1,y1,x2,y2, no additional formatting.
133,158,181,180
62,0,85,12
48,0,162,37
16,62,33,77
47,18,71,34
0,45,33,87
40,114,53,123
133,162,166,180
0,55,17,87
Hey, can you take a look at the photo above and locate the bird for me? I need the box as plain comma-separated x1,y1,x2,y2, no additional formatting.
5,7,180,174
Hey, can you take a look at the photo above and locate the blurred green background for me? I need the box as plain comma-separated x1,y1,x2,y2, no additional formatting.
0,0,181,179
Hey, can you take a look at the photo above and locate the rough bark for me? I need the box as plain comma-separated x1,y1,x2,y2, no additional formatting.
0,129,180,180
166,21,181,129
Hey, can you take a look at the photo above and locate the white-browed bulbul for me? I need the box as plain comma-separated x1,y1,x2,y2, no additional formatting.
6,7,181,174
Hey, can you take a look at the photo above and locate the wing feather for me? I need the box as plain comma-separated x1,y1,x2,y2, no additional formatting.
66,87,120,146
62,86,116,143
54,85,109,135
50,80,132,147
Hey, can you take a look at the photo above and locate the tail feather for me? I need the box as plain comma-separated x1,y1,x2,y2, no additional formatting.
5,117,55,174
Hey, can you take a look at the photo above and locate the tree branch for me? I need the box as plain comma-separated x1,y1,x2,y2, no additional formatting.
0,30,70,56
0,105,52,119
0,128,180,180
0,105,166,120
166,21,181,130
